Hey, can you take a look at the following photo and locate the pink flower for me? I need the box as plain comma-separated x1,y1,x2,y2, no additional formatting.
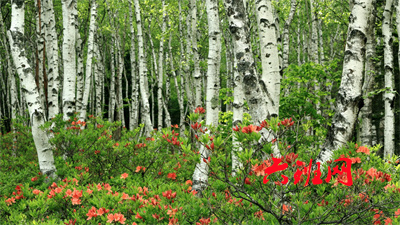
120,173,128,179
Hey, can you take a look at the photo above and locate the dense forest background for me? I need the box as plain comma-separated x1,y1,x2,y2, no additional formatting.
1,0,399,165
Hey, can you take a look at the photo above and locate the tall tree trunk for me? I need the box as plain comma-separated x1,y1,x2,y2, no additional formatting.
178,0,187,134
62,0,77,120
191,0,202,108
282,0,297,71
8,0,57,178
43,0,60,118
129,0,139,130
79,0,97,121
317,0,374,163
108,41,116,122
192,0,221,195
255,0,281,117
35,0,47,119
383,0,394,158
158,0,167,130
94,35,103,117
359,12,376,146
224,0,270,125
133,0,153,135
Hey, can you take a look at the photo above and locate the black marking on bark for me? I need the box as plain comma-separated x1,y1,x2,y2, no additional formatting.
13,0,25,8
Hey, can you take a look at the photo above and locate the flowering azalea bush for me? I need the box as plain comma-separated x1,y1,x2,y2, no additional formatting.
1,110,400,224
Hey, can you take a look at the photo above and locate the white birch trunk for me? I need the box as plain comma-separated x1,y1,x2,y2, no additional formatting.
192,0,221,194
158,0,167,130
231,48,245,177
8,0,56,178
94,35,103,117
177,0,187,135
317,0,374,163
43,0,60,118
109,41,116,122
35,0,47,118
383,0,394,158
62,0,77,120
255,0,281,117
191,0,202,108
79,0,97,121
133,0,153,135
282,0,297,71
76,31,84,113
129,0,139,130
359,13,376,146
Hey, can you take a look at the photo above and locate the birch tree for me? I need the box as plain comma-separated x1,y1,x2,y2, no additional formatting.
158,0,167,130
62,0,77,120
79,0,97,121
359,10,376,147
317,0,374,163
133,0,153,135
192,0,221,195
191,0,202,108
129,0,139,130
8,0,57,178
255,0,281,117
42,0,60,118
383,0,394,158
282,0,297,71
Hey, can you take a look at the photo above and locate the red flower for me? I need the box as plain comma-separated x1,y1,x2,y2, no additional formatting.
241,124,258,134
31,176,38,182
135,212,143,220
86,207,97,220
162,190,177,199
120,173,128,179
196,217,211,225
356,146,370,155
167,173,177,180
194,107,206,114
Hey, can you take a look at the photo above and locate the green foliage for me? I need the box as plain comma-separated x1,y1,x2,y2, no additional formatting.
2,114,400,224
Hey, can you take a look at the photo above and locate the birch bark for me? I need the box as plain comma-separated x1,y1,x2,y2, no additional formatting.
129,0,139,130
8,0,57,178
158,0,167,130
317,0,374,163
43,0,60,118
359,11,376,146
79,0,97,121
192,0,221,195
191,0,202,108
133,0,153,135
383,0,394,158
62,0,77,120
282,0,297,71
255,0,281,117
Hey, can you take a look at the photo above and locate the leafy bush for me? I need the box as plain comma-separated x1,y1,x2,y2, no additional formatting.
1,112,400,224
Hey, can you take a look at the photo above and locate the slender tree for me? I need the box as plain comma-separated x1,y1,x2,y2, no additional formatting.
8,0,57,178
133,0,153,135
80,0,97,121
383,0,394,158
317,0,374,163
62,0,77,120
255,0,281,117
192,0,221,195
